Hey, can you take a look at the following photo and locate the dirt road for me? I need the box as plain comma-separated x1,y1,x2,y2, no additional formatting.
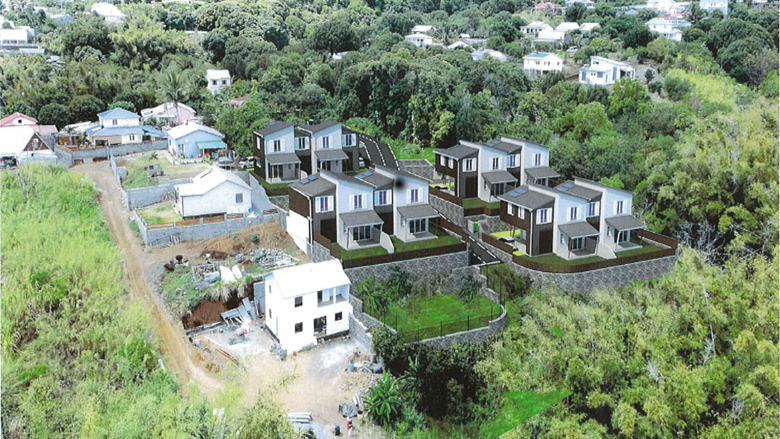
73,162,222,397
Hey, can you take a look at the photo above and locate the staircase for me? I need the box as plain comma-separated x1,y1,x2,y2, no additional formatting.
379,231,395,254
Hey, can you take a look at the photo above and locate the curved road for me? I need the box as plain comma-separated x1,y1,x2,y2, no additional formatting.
356,132,398,170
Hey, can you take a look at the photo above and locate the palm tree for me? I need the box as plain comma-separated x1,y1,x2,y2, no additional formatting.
158,70,189,125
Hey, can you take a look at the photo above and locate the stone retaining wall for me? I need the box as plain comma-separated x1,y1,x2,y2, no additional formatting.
398,159,435,181
430,193,467,229
344,250,469,290
349,314,374,353
480,239,678,293
416,305,507,349
126,179,193,210
133,210,286,247
310,240,336,263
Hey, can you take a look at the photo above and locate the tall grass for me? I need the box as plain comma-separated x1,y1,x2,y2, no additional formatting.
0,165,294,437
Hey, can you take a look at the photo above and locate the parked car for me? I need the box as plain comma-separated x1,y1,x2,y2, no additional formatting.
238,157,255,169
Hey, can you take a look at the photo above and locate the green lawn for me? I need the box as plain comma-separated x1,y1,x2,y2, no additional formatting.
391,234,461,252
491,230,523,239
138,203,181,225
121,152,207,189
519,253,604,266
479,390,570,438
372,293,498,334
390,142,436,162
463,198,501,210
333,244,389,260
615,242,663,258
259,178,291,191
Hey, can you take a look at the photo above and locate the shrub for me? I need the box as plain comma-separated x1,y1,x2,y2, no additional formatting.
366,372,403,427
664,75,693,101
251,233,259,243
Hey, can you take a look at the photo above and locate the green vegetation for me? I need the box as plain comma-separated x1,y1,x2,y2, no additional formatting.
0,165,293,437
614,241,662,258
480,390,571,437
259,178,291,191
491,229,523,239
391,234,460,252
519,253,604,266
369,292,497,333
334,244,388,260
463,198,501,210
121,152,206,189
137,203,181,225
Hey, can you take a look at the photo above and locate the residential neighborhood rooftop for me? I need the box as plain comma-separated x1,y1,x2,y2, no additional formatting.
268,259,350,298
498,186,555,210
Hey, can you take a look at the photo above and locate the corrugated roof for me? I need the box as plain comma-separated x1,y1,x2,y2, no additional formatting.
315,149,349,161
555,181,601,200
290,175,335,197
266,152,300,165
525,166,560,180
167,122,223,140
397,204,439,220
321,170,373,188
177,166,249,196
482,170,517,185
299,120,339,133
482,139,522,154
97,108,139,120
355,169,394,189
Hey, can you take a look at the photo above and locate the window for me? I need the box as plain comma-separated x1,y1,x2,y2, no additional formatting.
335,312,343,321
518,208,525,219
618,230,630,243
409,218,426,234
268,308,272,318
315,196,333,213
296,137,308,150
597,72,604,78
463,158,475,172
352,194,364,210
448,158,454,168
586,202,599,217
128,135,135,141
112,119,117,126
440,155,446,166
222,80,227,85
236,193,243,203
569,207,578,221
352,225,372,241
375,190,390,206
321,136,331,149
533,153,542,166
507,203,514,215
272,139,282,152
507,154,518,168
571,237,584,251
491,157,500,170
560,233,565,244
409,188,420,203
295,322,303,333
295,296,303,307
212,80,217,85
536,208,551,224
616,200,624,214
344,134,354,147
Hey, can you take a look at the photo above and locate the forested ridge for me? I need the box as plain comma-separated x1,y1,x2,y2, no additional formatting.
1,0,778,436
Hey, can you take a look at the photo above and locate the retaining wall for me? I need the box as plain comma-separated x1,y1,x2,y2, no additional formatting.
430,193,468,229
349,314,374,353
480,239,678,293
126,179,193,210
398,159,435,181
343,250,469,290
68,140,168,161
310,240,337,263
133,210,286,247
416,305,506,349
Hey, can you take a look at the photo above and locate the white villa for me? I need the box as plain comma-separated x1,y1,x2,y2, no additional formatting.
472,49,508,62
141,101,196,127
90,2,125,23
533,28,566,46
264,260,352,353
521,21,553,36
84,108,166,146
206,69,231,95
410,25,436,34
555,22,581,33
579,56,635,86
700,0,728,15
404,33,434,47
175,166,251,218
523,52,564,79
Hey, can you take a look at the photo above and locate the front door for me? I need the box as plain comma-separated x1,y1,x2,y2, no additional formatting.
537,229,553,255
314,316,327,335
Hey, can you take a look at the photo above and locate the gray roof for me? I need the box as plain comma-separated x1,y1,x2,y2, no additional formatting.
482,170,517,185
375,164,429,183
435,144,478,160
256,121,294,137
574,176,634,195
555,181,601,200
340,210,384,228
498,186,554,210
315,149,349,161
558,221,599,238
294,128,309,137
355,169,394,189
605,215,645,231
300,120,339,133
265,152,301,165
397,204,440,220
321,170,373,188
482,139,522,154
525,166,560,180
289,175,335,197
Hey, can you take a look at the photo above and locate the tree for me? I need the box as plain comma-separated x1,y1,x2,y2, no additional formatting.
622,23,654,48
109,100,135,112
718,37,776,86
60,16,112,55
157,70,190,117
67,95,104,124
608,79,650,117
36,103,68,128
311,18,356,55
202,29,230,63
235,393,296,439
663,75,692,101
565,3,586,22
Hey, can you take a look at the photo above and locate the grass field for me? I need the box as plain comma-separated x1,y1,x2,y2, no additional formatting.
138,203,181,225
615,242,663,258
121,152,207,189
375,293,498,333
391,234,461,252
491,230,524,239
334,244,389,260
479,390,570,437
463,198,501,210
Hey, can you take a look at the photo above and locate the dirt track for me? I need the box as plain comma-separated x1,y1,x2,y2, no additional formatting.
73,162,222,396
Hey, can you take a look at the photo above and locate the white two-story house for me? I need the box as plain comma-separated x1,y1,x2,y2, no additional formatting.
579,56,636,86
645,18,691,42
523,52,564,79
254,121,301,183
206,69,231,95
264,260,352,353
700,0,728,16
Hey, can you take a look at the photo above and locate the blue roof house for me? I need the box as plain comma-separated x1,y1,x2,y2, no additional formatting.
86,108,166,146
166,121,227,160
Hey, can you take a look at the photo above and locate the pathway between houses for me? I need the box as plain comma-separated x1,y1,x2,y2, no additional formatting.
73,162,223,398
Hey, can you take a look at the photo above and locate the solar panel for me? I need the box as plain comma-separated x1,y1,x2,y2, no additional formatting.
300,178,309,184
516,188,527,194
487,139,500,146
308,175,318,181
509,190,520,196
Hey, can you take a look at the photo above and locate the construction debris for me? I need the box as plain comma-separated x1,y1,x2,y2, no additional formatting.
338,404,357,418
288,413,313,424
271,342,287,360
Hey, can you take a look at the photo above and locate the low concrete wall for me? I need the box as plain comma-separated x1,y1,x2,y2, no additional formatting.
398,159,435,181
480,239,678,293
68,140,168,161
133,210,286,247
344,250,469,290
349,295,397,334
54,146,74,167
126,179,192,210
349,314,375,353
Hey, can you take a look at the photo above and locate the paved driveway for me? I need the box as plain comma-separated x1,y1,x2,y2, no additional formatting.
356,133,398,169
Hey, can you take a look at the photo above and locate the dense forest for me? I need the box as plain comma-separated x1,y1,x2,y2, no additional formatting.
1,0,778,436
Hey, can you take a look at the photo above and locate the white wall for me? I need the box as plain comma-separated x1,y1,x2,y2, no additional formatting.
171,130,224,159
575,179,634,246
264,126,295,155
100,116,140,127
391,175,428,239
331,178,374,248
520,142,550,183
287,210,310,253
178,180,251,217
313,124,343,151
265,279,352,352
470,141,505,201
551,193,587,256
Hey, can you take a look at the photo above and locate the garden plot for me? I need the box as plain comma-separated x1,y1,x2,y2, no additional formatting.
118,151,208,189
